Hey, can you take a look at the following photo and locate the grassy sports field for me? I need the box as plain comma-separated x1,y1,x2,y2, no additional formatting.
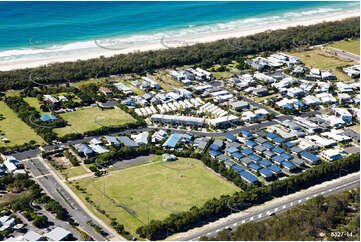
329,38,360,56
0,101,43,147
288,49,356,82
53,107,136,136
69,157,239,234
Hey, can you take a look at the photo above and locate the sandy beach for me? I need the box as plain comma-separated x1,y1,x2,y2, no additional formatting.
0,10,359,72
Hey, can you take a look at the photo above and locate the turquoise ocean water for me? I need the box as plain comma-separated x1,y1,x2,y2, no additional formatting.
0,1,359,63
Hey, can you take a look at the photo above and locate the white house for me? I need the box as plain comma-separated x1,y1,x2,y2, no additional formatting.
303,95,321,106
333,108,352,123
320,149,344,161
316,93,336,104
254,109,269,120
287,87,305,98
336,82,354,93
242,111,256,122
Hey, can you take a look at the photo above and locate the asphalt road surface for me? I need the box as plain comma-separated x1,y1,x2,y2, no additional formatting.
179,175,360,241
23,158,112,241
330,48,360,63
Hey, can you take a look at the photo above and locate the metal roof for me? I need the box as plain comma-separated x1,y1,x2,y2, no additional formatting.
259,168,273,177
300,151,320,162
239,171,259,183
209,150,221,157
259,159,272,167
272,147,286,154
262,142,275,150
269,164,282,173
225,134,237,141
45,227,70,241
231,164,245,173
117,136,138,147
209,144,220,151
246,140,257,147
225,146,238,154
232,152,244,159
272,155,286,164
241,148,253,156
281,152,293,160
163,134,182,148
248,163,262,171
282,161,296,170
249,154,262,162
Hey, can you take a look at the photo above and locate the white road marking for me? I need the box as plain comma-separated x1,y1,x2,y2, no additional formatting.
241,220,246,224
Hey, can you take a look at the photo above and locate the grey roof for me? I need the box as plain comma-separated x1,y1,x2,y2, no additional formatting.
255,137,267,144
229,141,242,148
240,157,253,165
213,139,224,147
75,144,93,155
254,145,267,152
290,146,303,154
254,130,267,137
231,101,249,109
217,154,231,162
46,227,71,241
117,136,139,147
292,157,305,166
344,129,360,142
344,146,360,154
263,150,275,157
224,160,235,168
196,141,208,151
100,100,118,107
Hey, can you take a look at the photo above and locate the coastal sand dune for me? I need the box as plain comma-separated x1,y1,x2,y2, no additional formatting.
0,11,359,72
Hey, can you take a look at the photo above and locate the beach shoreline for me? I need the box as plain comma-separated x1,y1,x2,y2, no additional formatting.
0,10,359,72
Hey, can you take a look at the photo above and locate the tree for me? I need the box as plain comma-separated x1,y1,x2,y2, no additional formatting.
33,215,48,228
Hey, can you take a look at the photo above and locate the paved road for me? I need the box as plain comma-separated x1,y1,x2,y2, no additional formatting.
23,158,113,241
330,48,360,63
178,175,360,241
12,108,322,161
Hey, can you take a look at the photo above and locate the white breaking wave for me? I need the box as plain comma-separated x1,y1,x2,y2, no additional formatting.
0,5,354,65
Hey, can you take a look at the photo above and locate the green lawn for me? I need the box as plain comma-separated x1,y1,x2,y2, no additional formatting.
288,49,356,81
5,90,22,97
71,78,105,88
211,71,234,80
23,97,49,115
0,101,44,147
62,165,89,178
329,39,360,56
53,107,136,136
69,157,239,235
